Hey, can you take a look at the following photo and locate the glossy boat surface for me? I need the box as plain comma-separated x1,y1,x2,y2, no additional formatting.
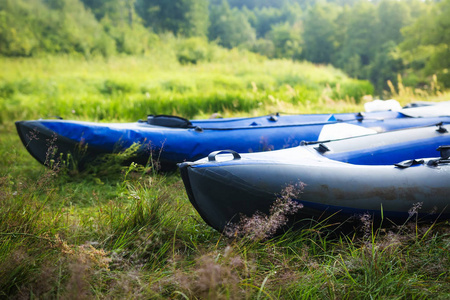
179,124,450,231
16,103,450,170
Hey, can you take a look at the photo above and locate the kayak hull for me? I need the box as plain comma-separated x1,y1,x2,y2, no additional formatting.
15,107,450,170
181,160,450,231
180,125,450,231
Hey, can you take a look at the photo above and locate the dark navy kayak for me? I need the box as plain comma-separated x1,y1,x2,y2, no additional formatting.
15,103,450,170
179,123,450,231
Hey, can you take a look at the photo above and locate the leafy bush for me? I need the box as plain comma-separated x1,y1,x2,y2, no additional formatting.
175,37,212,65
251,38,275,58
101,16,159,56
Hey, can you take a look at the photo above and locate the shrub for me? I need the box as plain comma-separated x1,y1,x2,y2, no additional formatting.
176,37,212,65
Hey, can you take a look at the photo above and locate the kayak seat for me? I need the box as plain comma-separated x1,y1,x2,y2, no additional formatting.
147,115,192,128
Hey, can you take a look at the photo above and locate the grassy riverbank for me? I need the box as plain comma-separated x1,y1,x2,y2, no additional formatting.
1,54,449,298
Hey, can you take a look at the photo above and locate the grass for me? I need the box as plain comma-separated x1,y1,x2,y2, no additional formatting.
1,123,450,298
0,53,373,124
1,53,450,298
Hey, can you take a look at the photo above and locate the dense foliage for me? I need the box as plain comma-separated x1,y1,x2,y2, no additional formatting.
1,0,449,94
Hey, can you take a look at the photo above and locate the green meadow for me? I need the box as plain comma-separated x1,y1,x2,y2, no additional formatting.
1,53,450,299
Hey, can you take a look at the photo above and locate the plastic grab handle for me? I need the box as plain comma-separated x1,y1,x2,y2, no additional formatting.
208,150,241,162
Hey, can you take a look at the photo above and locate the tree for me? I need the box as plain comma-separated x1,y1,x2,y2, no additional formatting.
81,0,158,55
226,0,288,9
208,0,256,48
400,0,450,87
266,22,302,59
81,0,137,25
251,6,284,38
376,0,410,46
370,41,403,95
136,0,209,37
0,0,40,56
302,3,340,64
336,1,378,78
0,0,115,56
249,3,302,39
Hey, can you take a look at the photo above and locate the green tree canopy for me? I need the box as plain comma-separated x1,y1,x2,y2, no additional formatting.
401,0,450,87
336,1,378,78
302,3,340,64
266,22,302,59
0,0,115,56
376,0,411,46
135,0,208,37
208,0,256,48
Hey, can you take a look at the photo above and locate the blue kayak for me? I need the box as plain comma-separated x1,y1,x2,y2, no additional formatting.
179,123,450,231
15,103,450,170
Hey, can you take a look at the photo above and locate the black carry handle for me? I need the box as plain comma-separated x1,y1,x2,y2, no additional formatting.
437,145,450,159
208,150,241,162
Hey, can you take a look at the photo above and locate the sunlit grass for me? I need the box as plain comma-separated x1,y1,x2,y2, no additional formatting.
0,54,375,123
